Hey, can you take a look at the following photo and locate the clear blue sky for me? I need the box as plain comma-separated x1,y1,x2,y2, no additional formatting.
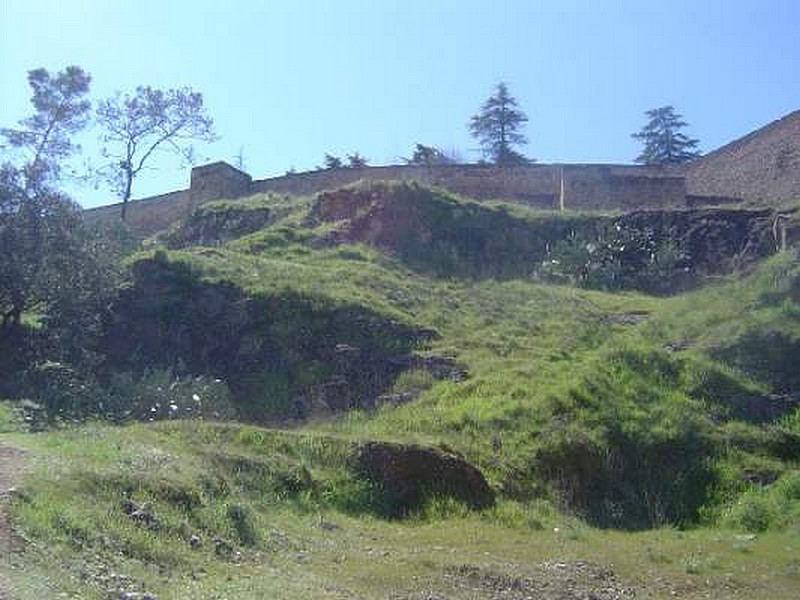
1,0,798,208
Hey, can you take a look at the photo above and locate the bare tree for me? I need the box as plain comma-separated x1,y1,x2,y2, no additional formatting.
96,86,216,220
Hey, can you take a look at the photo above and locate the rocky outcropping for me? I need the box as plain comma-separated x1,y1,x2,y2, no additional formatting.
164,204,272,248
103,254,432,421
310,182,781,293
355,441,494,517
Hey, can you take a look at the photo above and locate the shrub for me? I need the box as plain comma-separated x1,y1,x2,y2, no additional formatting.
227,503,259,546
101,369,237,422
724,493,774,532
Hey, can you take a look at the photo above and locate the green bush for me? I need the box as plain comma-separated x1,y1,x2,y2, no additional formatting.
101,369,237,422
0,401,19,433
724,493,774,532
227,503,259,546
22,360,98,419
721,471,800,532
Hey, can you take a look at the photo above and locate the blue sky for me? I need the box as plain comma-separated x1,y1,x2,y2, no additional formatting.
1,0,798,208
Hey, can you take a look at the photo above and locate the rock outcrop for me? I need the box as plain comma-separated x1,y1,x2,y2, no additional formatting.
355,441,494,517
164,204,273,248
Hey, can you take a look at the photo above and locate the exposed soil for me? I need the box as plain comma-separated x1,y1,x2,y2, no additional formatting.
163,204,273,249
311,182,779,292
394,561,636,599
0,442,26,600
355,441,495,517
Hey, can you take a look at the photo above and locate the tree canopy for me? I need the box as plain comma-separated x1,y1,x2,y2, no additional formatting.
469,82,530,165
632,106,701,165
346,152,369,168
96,86,216,220
0,66,92,189
405,143,455,166
0,67,122,338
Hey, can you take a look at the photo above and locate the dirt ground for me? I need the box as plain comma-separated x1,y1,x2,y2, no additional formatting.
392,561,636,600
0,442,26,600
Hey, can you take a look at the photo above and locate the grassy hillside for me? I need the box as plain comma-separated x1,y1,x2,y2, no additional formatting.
2,183,798,598
4,420,799,599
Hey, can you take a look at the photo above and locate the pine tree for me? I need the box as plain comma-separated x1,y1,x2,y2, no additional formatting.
469,82,530,165
96,86,216,220
632,106,701,165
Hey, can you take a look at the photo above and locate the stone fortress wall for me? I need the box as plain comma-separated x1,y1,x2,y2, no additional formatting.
250,163,687,212
85,109,800,236
684,110,800,206
87,161,689,235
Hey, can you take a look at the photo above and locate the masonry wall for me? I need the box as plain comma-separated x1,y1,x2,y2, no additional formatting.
84,188,191,235
685,110,800,205
189,162,252,210
562,166,685,211
84,162,687,236
253,163,685,212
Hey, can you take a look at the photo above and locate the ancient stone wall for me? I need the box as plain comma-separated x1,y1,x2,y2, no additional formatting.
84,162,252,236
188,161,252,210
84,188,191,235
562,165,685,211
81,109,800,236
252,163,685,212
685,110,800,205
85,162,687,236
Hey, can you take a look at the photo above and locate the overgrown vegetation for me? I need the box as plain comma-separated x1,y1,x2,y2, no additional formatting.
308,181,775,292
2,177,799,597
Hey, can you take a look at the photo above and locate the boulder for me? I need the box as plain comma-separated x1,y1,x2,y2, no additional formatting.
354,441,494,517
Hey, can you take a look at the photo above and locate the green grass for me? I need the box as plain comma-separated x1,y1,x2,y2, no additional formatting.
113,194,800,530
3,420,799,599
3,186,799,597
0,401,20,433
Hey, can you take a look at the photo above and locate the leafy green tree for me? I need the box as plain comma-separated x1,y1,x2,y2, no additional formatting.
1,67,94,327
96,86,216,220
469,82,530,165
0,157,125,354
405,143,455,166
632,106,701,165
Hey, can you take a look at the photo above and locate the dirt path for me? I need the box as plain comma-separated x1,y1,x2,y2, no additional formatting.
0,441,26,600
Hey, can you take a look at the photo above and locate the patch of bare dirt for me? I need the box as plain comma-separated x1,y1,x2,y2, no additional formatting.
0,442,27,600
395,561,636,600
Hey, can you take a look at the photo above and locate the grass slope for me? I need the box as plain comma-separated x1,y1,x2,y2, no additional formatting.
3,421,799,599
2,186,799,598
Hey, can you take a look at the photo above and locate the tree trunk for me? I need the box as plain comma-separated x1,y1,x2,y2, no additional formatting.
120,170,133,222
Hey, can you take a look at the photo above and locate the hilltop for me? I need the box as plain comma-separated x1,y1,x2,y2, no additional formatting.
84,109,800,237
2,180,799,598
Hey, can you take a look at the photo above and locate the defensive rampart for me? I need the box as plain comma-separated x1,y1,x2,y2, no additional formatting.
82,108,800,235
86,161,687,235
685,110,800,205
